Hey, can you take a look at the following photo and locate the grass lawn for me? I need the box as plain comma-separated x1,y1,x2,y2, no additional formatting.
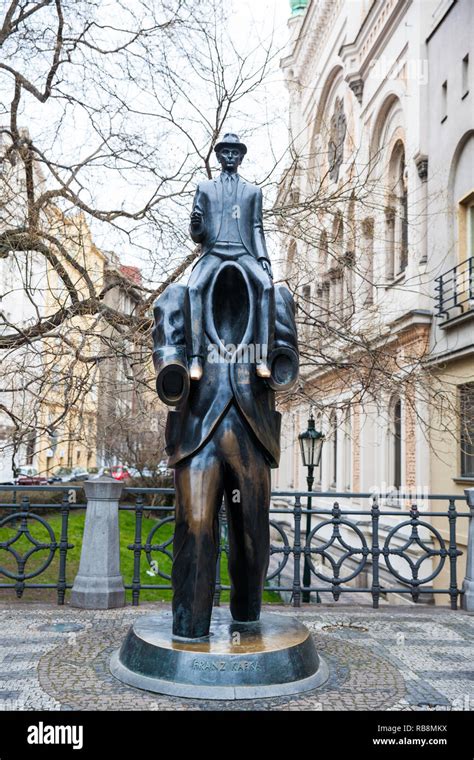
0,508,281,605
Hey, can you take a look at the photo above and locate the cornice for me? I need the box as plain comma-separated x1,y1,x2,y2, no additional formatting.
339,0,411,85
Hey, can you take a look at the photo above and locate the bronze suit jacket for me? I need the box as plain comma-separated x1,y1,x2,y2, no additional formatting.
189,175,270,262
152,283,298,469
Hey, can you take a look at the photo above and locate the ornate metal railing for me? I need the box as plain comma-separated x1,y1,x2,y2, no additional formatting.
123,488,471,610
435,256,474,319
0,486,85,603
0,485,471,609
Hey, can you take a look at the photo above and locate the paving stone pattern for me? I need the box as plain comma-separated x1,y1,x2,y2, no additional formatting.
0,603,472,711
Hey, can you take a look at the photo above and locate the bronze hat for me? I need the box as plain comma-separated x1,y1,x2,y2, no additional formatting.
214,133,247,155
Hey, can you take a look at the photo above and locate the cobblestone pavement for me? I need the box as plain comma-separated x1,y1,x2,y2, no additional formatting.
0,602,472,711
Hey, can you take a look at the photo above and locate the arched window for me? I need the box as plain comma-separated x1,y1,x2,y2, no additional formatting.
361,218,374,305
386,141,408,278
388,396,402,491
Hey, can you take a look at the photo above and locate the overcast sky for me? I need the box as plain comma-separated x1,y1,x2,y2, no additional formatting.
116,0,293,272
1,0,294,278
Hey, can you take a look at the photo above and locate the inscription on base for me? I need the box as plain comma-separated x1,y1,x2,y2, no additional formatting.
191,659,263,672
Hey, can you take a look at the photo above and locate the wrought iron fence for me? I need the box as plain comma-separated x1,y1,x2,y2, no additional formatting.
0,485,85,603
0,485,471,609
123,488,470,609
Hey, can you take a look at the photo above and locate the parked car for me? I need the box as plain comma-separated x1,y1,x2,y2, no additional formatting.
110,465,131,481
15,467,49,486
48,467,71,483
69,468,90,482
49,467,90,483
91,465,131,481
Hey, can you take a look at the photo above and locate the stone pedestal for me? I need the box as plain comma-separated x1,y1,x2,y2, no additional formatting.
110,608,328,700
70,478,125,609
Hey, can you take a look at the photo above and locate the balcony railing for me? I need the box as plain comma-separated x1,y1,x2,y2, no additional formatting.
435,256,474,320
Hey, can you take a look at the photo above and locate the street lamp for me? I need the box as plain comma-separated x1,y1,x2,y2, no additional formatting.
298,409,324,603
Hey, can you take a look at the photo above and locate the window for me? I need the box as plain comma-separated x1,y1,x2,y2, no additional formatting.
466,202,474,259
460,384,474,477
386,142,408,278
393,398,402,490
361,218,374,305
388,396,402,492
329,410,338,488
342,407,351,490
457,196,474,308
441,80,448,122
399,156,408,273
462,54,469,99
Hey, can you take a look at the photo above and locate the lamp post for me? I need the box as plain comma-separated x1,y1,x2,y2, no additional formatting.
298,409,324,603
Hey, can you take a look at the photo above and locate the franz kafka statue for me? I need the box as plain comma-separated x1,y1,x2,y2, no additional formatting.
152,133,299,640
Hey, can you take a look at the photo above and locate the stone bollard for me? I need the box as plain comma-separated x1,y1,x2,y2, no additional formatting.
462,488,474,613
70,477,125,609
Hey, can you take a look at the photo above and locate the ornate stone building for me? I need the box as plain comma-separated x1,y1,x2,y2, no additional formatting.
276,0,473,601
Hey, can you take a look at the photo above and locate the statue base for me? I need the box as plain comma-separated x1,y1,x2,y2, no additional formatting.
109,608,329,700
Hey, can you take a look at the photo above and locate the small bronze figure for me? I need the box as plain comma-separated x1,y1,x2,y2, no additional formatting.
187,133,274,381
152,134,299,640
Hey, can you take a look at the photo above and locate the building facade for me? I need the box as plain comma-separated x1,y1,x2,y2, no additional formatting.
276,0,473,601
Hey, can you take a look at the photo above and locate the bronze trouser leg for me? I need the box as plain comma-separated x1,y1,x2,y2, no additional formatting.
222,406,271,622
172,404,271,637
172,440,224,638
239,255,275,364
186,254,222,359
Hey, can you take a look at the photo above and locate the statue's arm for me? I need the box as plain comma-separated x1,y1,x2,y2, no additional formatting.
267,286,299,393
253,187,270,263
152,285,190,407
190,185,206,243
253,187,272,277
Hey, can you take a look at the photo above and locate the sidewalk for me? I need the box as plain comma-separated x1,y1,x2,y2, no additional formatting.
0,602,473,711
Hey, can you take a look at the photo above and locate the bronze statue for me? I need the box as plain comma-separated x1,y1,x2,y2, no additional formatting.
152,133,299,640
187,133,274,380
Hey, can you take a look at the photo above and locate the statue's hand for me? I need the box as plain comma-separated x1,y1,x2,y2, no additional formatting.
260,259,273,279
190,210,203,227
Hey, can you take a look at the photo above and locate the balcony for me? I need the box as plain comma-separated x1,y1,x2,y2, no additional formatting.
435,256,474,325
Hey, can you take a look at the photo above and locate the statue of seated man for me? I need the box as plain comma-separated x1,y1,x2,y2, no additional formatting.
187,133,274,381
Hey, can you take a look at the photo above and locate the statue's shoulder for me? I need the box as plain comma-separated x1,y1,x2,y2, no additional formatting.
195,178,216,193
241,179,262,196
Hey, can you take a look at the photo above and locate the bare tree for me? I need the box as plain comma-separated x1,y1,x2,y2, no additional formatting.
0,0,285,476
